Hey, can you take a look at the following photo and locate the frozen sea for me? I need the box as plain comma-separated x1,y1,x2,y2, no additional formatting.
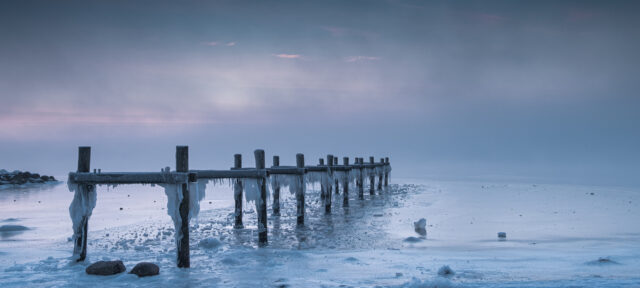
1,176,639,287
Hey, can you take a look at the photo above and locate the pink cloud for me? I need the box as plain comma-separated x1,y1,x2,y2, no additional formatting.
568,10,595,22
205,41,219,46
345,56,380,63
226,42,236,46
472,13,505,24
273,54,301,59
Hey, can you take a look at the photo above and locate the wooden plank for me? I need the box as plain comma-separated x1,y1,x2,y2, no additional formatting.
69,172,189,185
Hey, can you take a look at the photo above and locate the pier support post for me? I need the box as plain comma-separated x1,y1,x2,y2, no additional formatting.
378,158,384,191
176,146,190,268
233,154,244,229
272,156,281,216
325,155,334,213
319,158,325,201
369,156,375,195
296,154,305,226
357,158,364,199
254,149,268,245
343,157,349,207
384,157,389,187
334,157,339,194
74,146,92,262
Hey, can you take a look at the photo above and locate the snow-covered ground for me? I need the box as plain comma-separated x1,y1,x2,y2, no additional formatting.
1,177,639,287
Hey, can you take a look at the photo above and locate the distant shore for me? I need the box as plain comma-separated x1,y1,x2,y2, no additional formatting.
0,170,59,188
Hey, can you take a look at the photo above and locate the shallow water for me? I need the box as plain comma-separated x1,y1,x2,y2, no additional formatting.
0,177,639,287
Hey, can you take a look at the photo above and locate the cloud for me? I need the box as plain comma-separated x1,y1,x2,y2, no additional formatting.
204,41,236,47
344,56,380,63
273,53,301,59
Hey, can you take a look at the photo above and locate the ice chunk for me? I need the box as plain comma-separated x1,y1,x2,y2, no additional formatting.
437,265,455,277
198,237,222,249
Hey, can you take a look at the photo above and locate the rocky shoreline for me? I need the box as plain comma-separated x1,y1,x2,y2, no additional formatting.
0,169,58,186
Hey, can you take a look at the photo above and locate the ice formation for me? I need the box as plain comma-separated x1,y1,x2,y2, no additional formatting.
159,167,207,245
241,178,270,205
305,171,334,190
67,180,97,258
270,174,304,195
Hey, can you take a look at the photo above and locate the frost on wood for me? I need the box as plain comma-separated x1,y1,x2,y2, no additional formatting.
67,180,96,259
159,167,207,245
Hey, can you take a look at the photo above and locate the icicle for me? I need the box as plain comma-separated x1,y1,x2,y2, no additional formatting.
67,180,96,258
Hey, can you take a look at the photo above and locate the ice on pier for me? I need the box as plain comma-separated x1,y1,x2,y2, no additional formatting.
305,171,334,190
270,174,304,195
159,167,207,244
242,178,270,205
67,180,96,258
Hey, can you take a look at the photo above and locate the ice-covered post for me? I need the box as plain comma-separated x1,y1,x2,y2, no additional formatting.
176,146,190,268
342,157,349,207
296,153,305,226
73,146,92,262
378,158,384,191
369,156,375,195
325,154,334,213
319,158,325,201
384,157,390,186
233,154,244,229
255,149,268,245
357,158,364,199
334,157,339,194
272,155,281,216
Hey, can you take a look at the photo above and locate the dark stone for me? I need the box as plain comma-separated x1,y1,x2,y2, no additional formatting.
86,260,126,276
129,262,159,277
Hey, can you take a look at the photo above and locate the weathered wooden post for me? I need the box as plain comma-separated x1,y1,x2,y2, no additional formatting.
378,158,384,191
319,158,325,201
74,146,92,262
384,157,390,186
325,154,334,213
369,156,375,195
176,146,190,268
233,154,244,229
296,153,305,226
342,157,349,207
254,149,268,245
357,158,364,199
272,155,281,216
334,157,339,194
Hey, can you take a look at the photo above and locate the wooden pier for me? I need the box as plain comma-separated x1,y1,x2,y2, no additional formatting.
67,146,391,268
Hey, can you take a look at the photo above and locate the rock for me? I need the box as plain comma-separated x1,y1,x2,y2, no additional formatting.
403,236,422,243
85,260,126,276
0,225,29,232
414,218,427,236
129,262,159,277
437,265,455,277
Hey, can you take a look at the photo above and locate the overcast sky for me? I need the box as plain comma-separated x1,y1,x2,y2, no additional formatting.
1,0,639,186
